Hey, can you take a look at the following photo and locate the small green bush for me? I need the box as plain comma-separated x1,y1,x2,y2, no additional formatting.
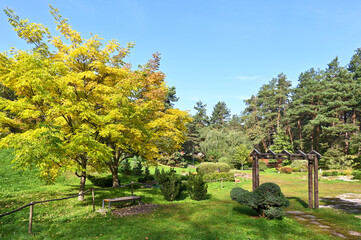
292,167,300,172
259,161,267,171
187,173,208,200
87,175,113,187
197,162,231,174
203,172,234,182
280,167,292,174
322,171,332,176
230,182,289,219
138,175,155,183
216,163,231,173
290,160,307,172
157,169,183,201
353,170,361,180
331,171,339,176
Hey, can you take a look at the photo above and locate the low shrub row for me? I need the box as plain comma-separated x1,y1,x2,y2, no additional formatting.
196,162,231,174
203,172,234,182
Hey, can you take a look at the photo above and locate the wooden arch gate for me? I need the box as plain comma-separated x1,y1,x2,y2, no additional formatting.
250,149,322,209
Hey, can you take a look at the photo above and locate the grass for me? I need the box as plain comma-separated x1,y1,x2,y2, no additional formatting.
1,149,360,239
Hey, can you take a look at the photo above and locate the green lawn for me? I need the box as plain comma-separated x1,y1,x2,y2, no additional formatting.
1,149,360,239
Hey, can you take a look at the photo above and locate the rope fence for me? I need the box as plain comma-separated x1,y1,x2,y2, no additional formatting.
1,174,251,234
0,181,143,234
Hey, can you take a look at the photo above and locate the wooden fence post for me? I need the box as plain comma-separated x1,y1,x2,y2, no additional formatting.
252,156,256,191
131,182,134,196
314,156,319,209
92,188,95,211
308,159,313,209
28,202,34,234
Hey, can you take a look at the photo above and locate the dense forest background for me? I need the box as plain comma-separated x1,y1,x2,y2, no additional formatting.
182,48,361,170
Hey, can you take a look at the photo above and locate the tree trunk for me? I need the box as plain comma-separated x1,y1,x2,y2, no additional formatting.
298,119,303,150
110,165,120,187
78,171,86,201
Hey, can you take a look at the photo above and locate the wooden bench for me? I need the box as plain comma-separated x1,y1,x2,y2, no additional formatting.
102,196,141,209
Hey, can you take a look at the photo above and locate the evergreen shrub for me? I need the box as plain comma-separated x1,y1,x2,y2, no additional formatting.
133,159,143,175
187,173,208,200
353,170,361,180
230,182,289,219
156,168,183,201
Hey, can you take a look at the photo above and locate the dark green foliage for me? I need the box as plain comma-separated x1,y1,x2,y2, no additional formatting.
133,159,143,175
144,166,150,175
87,175,113,187
187,173,208,200
353,170,361,180
121,159,131,175
138,175,155,183
158,169,183,201
203,172,234,182
322,171,333,176
157,152,188,168
259,161,267,171
331,171,339,176
197,162,231,174
230,182,289,219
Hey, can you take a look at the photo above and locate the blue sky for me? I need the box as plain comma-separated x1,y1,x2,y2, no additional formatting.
2,1,361,116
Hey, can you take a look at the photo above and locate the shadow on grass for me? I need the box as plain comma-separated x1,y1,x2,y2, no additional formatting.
287,197,308,208
232,205,259,217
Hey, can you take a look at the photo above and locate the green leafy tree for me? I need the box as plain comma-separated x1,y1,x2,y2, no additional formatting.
232,144,251,170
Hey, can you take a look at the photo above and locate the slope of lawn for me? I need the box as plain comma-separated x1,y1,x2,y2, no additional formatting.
1,149,360,239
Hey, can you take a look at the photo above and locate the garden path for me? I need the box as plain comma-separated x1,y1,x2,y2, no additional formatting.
287,210,361,239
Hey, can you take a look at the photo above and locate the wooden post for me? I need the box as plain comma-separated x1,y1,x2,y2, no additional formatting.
314,156,319,209
252,156,260,191
221,178,223,189
255,156,259,189
131,181,134,196
28,202,34,234
92,188,95,211
308,159,313,209
252,156,256,191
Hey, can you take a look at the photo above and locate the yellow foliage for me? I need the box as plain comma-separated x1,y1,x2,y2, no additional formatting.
0,6,191,183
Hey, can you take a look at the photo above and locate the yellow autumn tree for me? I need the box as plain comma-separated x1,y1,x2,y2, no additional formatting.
0,6,191,199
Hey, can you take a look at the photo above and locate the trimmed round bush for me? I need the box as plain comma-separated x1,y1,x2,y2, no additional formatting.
216,162,231,173
197,162,231,174
230,182,289,219
203,172,234,182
